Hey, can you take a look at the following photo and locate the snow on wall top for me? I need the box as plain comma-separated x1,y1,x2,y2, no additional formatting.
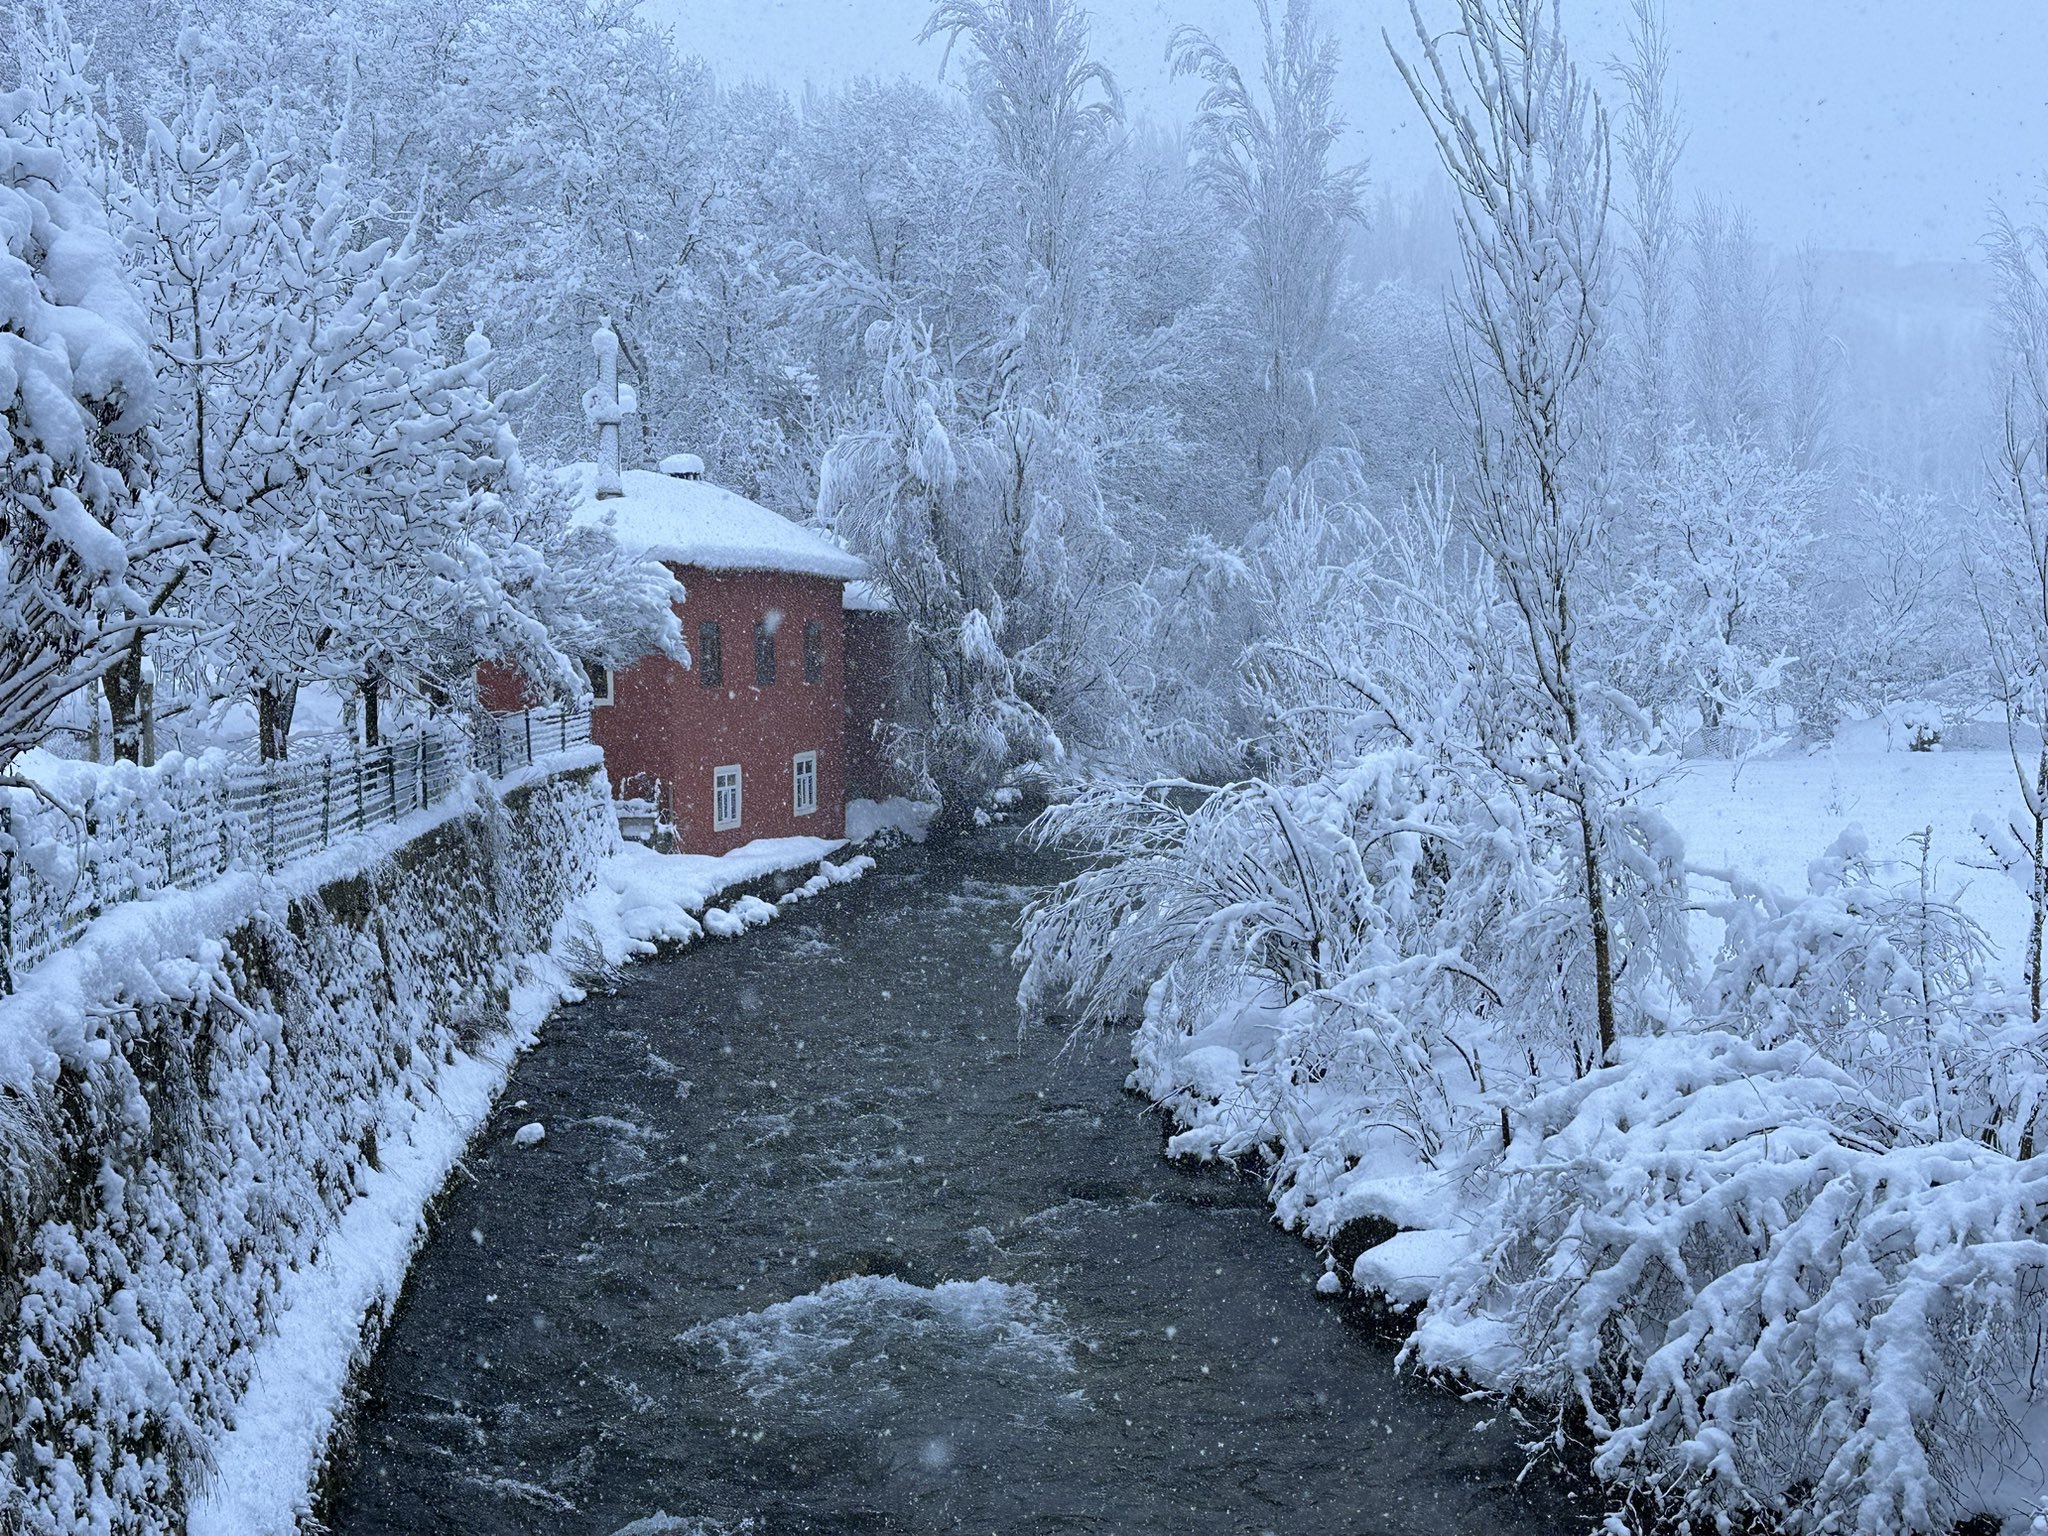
566,463,866,582
842,579,896,613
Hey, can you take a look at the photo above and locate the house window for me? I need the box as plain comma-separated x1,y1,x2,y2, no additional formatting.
585,659,615,707
803,619,824,685
754,617,776,687
793,751,818,816
699,621,722,687
713,764,742,831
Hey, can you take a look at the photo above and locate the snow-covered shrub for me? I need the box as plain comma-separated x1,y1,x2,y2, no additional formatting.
1024,451,1692,1251
1021,723,1692,1238
1022,753,1500,1177
1700,828,2040,1150
1410,1030,2048,1536
1885,699,1947,753
1378,824,2048,1533
1019,5,2048,1523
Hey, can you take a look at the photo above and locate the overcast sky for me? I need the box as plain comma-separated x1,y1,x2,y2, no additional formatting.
645,0,2046,265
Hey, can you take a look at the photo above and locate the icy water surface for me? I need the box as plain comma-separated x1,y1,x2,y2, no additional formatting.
324,835,1588,1534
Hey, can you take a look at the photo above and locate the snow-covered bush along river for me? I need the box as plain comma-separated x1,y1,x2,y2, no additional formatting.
1018,747,2048,1535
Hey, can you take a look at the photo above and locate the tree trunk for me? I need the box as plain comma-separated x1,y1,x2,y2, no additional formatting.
1579,799,1617,1062
1699,688,1724,755
257,683,297,763
102,639,146,764
361,674,381,749
2031,745,2047,1024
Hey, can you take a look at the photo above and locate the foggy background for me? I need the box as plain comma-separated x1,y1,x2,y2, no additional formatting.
648,0,2045,264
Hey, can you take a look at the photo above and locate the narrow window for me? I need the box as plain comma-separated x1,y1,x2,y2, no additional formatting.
803,619,824,685
754,617,776,687
699,622,723,687
585,660,615,707
792,751,818,816
713,764,742,830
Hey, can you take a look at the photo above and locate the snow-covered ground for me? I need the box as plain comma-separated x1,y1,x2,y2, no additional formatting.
846,795,938,844
1654,735,2030,979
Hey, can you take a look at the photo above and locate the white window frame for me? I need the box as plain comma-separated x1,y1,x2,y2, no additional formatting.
792,751,818,816
713,764,743,831
587,660,615,707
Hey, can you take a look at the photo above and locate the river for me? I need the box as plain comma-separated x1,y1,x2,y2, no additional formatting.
323,833,1589,1535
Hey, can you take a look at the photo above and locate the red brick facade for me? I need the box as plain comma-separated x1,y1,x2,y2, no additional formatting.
843,609,899,802
483,565,857,855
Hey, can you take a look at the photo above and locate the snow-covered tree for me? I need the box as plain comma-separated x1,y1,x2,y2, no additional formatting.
806,1,1139,809
821,323,1055,808
1974,208,2048,1023
1619,432,1818,750
921,0,1120,371
1610,0,1682,470
384,0,722,468
124,72,648,756
0,33,160,775
1172,0,1367,488
1819,483,1969,733
1395,0,1668,1060
480,467,687,705
1682,197,1781,447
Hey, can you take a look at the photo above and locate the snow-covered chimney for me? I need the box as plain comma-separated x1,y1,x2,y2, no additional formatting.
658,453,705,481
585,319,636,499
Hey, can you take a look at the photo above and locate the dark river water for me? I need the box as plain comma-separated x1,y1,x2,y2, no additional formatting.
323,834,1590,1535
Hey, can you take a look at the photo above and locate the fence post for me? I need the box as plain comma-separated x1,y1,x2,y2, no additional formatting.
415,735,426,811
523,709,533,771
386,743,399,824
354,749,365,832
321,754,334,850
160,781,175,886
0,801,14,997
559,707,568,756
264,770,279,870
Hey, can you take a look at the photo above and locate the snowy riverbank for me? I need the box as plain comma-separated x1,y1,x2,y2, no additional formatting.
186,830,884,1536
0,747,895,1535
1072,743,2048,1534
188,841,880,1536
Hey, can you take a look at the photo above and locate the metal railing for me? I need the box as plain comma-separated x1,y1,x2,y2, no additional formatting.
0,705,590,992
480,702,593,779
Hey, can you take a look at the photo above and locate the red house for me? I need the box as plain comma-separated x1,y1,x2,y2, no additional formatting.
483,452,878,854
483,322,901,853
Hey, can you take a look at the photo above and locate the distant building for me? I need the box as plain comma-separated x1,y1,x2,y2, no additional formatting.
482,324,895,853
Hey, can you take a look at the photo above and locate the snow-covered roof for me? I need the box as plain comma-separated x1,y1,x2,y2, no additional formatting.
565,463,867,582
842,579,897,613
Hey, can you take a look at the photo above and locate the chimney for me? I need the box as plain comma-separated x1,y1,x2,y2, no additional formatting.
586,318,635,499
